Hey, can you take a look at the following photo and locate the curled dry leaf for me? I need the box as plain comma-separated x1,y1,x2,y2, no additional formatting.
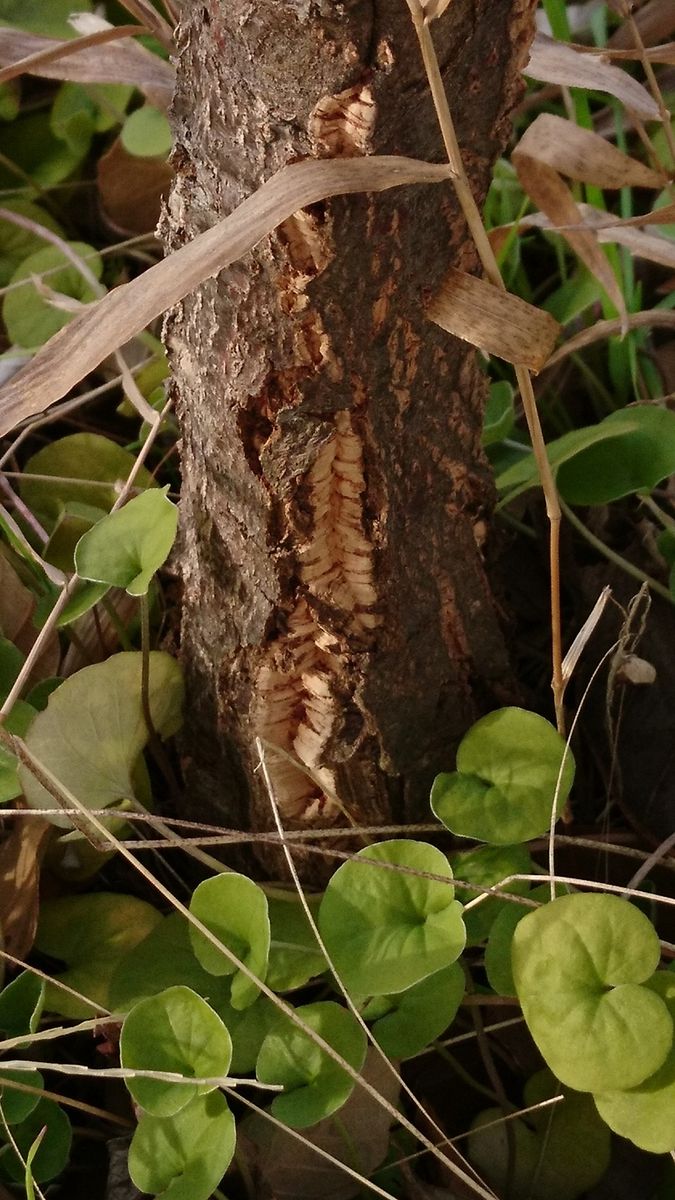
0,813,52,960
490,203,675,272
98,136,174,236
0,155,450,439
525,32,660,120
0,27,174,107
427,267,560,372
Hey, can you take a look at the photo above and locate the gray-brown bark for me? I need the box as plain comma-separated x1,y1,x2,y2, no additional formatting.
162,0,535,868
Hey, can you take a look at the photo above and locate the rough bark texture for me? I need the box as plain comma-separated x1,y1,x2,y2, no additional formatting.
162,0,535,868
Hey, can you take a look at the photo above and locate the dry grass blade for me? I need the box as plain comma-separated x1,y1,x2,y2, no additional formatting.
491,204,675,271
576,40,675,64
427,267,560,371
609,0,675,49
0,26,174,103
0,156,450,439
0,814,51,960
544,309,675,369
525,32,660,119
514,113,664,189
114,0,174,51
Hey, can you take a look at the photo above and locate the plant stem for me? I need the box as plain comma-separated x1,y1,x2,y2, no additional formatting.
560,499,672,605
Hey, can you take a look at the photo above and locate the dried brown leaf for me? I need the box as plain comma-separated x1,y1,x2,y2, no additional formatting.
525,32,660,119
490,203,675,271
0,155,450,439
609,0,675,48
0,814,52,960
0,27,174,105
98,136,173,236
513,112,664,189
0,554,60,683
427,267,560,372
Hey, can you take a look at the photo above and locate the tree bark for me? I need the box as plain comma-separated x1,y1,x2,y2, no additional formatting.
162,0,535,869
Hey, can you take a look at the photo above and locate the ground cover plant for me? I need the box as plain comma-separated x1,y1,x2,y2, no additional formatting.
0,1,673,1198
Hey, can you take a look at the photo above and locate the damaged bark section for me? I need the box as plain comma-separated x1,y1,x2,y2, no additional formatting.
163,0,535,871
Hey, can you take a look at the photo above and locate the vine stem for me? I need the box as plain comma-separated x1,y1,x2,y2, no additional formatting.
404,0,564,731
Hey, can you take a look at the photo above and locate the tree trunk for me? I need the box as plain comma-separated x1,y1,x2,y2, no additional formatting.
162,0,534,869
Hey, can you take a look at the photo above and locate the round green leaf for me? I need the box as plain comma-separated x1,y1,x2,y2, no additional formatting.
19,651,184,829
431,707,574,845
0,1070,43,1125
266,892,326,992
20,433,155,528
35,893,162,1018
75,487,178,595
468,1070,611,1200
256,1001,367,1129
485,883,567,997
3,241,103,349
189,873,270,1010
450,843,534,945
370,963,465,1059
595,971,675,1153
318,840,466,996
512,893,672,1092
0,199,64,287
128,1091,235,1200
0,1098,71,1184
121,986,232,1118
121,106,172,158
0,972,45,1039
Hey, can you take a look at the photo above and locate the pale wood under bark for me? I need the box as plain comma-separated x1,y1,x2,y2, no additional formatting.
162,0,535,874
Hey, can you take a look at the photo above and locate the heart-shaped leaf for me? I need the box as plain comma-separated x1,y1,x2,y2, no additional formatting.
318,840,466,996
20,433,155,528
121,986,232,1118
121,106,172,158
128,1091,235,1200
75,487,178,595
35,892,162,1018
19,651,183,829
431,708,574,845
369,963,465,1059
595,971,675,1153
512,892,672,1092
256,1001,367,1129
0,1099,71,1184
189,873,270,1010
3,241,103,349
485,883,568,997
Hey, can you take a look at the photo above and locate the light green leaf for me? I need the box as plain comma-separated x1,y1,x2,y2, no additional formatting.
75,487,178,595
256,1001,367,1129
121,106,172,158
370,963,465,1059
43,502,105,572
0,200,64,287
35,893,162,1019
128,1091,236,1200
189,873,270,1010
110,913,233,1013
0,1,92,37
19,651,183,829
20,433,155,528
318,840,466,996
431,708,574,845
0,1099,71,1184
512,892,672,1092
485,883,568,997
266,892,326,992
3,241,103,349
50,83,96,157
595,971,675,1153
121,986,232,1118
449,843,534,944
468,1069,611,1200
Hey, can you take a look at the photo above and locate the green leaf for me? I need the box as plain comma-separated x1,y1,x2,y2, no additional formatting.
370,963,465,1059
0,636,23,702
3,241,103,349
0,200,64,287
121,106,172,158
0,1071,43,1125
497,407,675,506
189,873,270,1010
595,971,675,1153
431,708,574,845
266,892,326,992
110,913,233,1013
0,0,92,37
121,986,232,1118
0,80,19,122
75,487,178,595
318,840,466,996
128,1090,236,1200
43,502,105,572
256,1001,367,1129
50,83,96,157
0,700,36,804
0,972,44,1038
449,843,534,944
468,1070,611,1200
485,883,568,997
19,651,184,829
35,892,162,1018
0,1099,71,1184
512,892,672,1092
482,381,514,447
20,433,155,528
0,112,87,190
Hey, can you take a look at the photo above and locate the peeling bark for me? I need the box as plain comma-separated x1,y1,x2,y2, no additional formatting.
163,0,535,872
